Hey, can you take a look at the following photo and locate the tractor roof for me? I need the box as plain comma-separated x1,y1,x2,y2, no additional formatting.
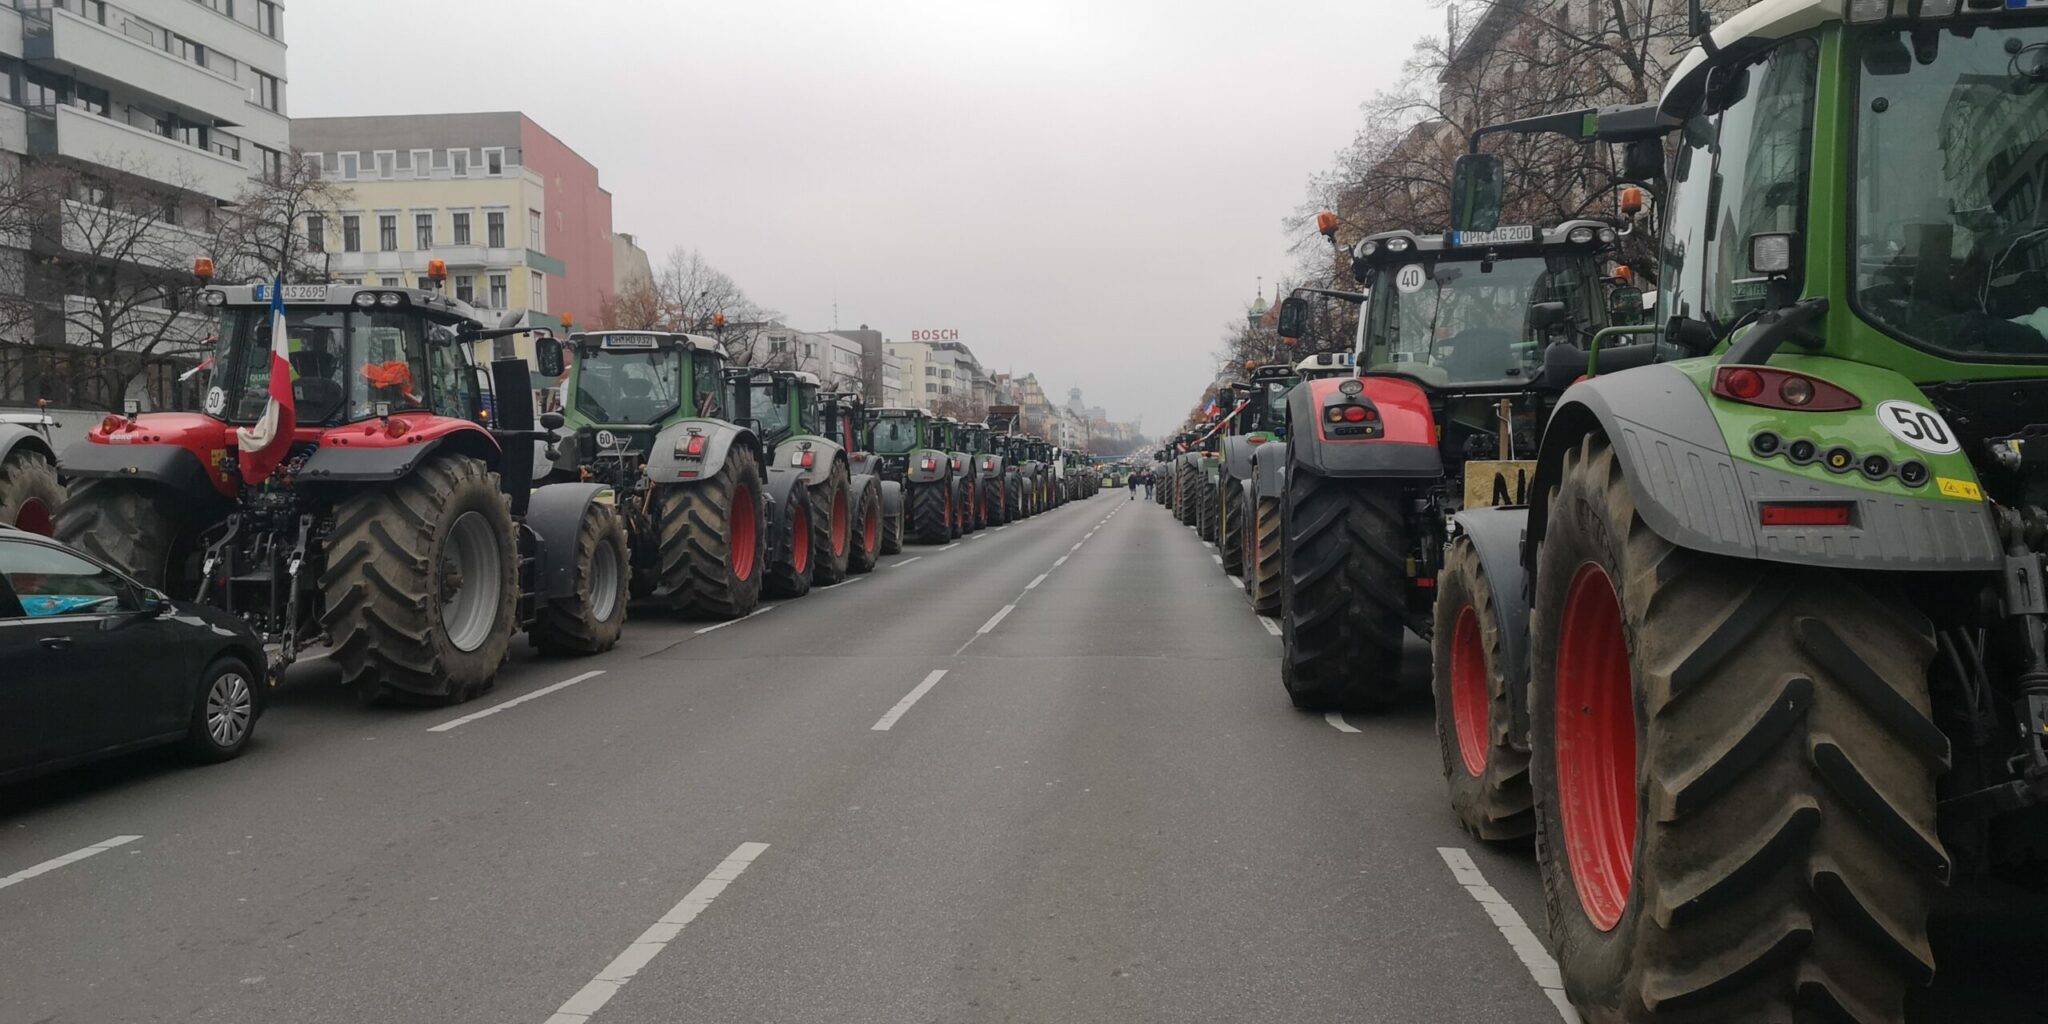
1250,363,1297,383
574,330,724,355
872,406,926,416
1666,0,1834,119
1351,219,1616,271
1294,351,1355,373
208,282,487,325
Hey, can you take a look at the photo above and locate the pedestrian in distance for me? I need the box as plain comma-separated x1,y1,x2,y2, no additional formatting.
1128,473,1139,500
1142,471,1154,499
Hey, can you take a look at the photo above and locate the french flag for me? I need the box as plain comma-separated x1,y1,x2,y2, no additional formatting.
236,278,296,483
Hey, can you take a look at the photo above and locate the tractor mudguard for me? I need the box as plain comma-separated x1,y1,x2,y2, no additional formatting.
849,452,880,478
1220,437,1261,482
976,454,1005,479
847,472,878,515
0,423,55,467
1284,376,1443,479
296,422,500,484
877,479,904,520
60,436,224,502
774,435,846,489
1249,440,1286,503
646,419,756,484
764,465,806,528
525,482,620,600
904,448,950,484
1449,506,1534,749
1529,361,2002,572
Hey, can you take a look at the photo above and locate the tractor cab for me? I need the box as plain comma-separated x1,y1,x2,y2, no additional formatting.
725,368,820,451
819,391,866,456
558,330,726,472
1244,363,1299,439
862,407,946,481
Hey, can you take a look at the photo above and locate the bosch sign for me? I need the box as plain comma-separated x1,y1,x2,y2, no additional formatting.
910,329,960,342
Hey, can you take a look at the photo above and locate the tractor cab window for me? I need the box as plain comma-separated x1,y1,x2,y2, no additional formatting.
690,351,724,418
871,415,921,454
425,322,477,420
211,307,431,425
746,381,795,438
1853,20,2048,360
575,349,682,425
346,313,430,422
1365,256,1592,386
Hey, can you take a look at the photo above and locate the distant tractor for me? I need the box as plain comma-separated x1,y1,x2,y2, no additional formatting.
724,368,825,598
59,272,628,704
819,391,888,572
1243,352,1357,615
549,329,768,620
864,406,958,543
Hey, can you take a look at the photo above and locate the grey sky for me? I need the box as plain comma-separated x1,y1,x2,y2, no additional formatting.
290,0,1438,438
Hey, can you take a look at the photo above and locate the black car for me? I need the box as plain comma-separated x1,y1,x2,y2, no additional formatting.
0,525,269,783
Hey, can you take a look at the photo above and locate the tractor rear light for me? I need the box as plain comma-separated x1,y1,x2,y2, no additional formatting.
1247,436,1265,445
1760,502,1854,527
1712,366,1859,412
1343,406,1368,423
1325,407,1345,423
920,457,938,471
99,414,127,434
678,434,707,458
385,417,411,438
791,451,815,469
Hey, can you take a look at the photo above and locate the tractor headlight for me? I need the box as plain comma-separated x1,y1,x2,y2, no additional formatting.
1384,237,1411,252
378,292,402,308
203,290,226,307
1846,0,1892,21
1358,240,1379,257
1568,226,1596,244
353,293,378,308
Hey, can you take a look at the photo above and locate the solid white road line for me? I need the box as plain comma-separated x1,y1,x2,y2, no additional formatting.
543,841,769,1024
0,835,140,892
1259,617,1282,637
1323,712,1360,734
1228,576,1245,590
817,577,865,591
889,556,923,568
976,604,1016,635
693,604,778,635
936,542,960,551
429,671,606,733
872,670,950,731
1437,847,1582,1023
1025,573,1049,591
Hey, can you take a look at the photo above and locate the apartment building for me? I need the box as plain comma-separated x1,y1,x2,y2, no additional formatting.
885,338,987,410
292,112,616,354
0,0,290,411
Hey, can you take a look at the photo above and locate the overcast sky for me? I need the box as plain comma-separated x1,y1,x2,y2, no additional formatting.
291,0,1440,437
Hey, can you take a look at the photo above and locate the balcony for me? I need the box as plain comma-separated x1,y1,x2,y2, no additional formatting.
320,247,527,277
26,105,251,201
23,7,251,127
53,199,214,272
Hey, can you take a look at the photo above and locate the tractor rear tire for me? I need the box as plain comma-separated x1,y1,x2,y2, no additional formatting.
981,476,1006,526
530,500,630,656
1219,480,1245,577
849,482,883,573
321,455,518,705
1279,471,1406,712
880,498,905,555
1006,476,1022,520
657,446,766,620
811,463,853,586
1176,464,1199,526
1247,496,1282,615
1529,434,1941,1024
54,479,197,593
765,480,814,599
0,449,63,535
948,479,966,538
1197,478,1220,543
1431,536,1532,842
909,481,949,544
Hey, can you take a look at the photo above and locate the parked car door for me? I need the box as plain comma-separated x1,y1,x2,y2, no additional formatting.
0,537,179,762
0,569,75,774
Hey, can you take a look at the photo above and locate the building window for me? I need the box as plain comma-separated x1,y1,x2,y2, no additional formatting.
257,1,279,38
77,1,107,24
483,148,504,176
926,383,937,393
452,211,471,245
256,145,281,179
342,215,361,252
380,276,402,287
255,71,281,112
340,153,359,180
454,275,475,304
486,211,505,248
411,149,433,179
414,213,433,250
530,271,545,311
306,214,324,253
374,151,395,179
925,366,935,376
450,149,469,176
378,215,397,251
528,209,543,248
165,32,206,68
488,274,508,309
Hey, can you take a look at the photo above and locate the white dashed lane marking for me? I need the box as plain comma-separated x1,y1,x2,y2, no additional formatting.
429,672,606,733
1323,712,1360,734
0,835,141,893
872,670,951,731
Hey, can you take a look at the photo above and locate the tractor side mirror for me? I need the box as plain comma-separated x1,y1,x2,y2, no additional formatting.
1276,296,1311,342
1528,301,1568,335
1622,138,1664,183
1449,153,1504,235
539,411,566,432
535,337,565,378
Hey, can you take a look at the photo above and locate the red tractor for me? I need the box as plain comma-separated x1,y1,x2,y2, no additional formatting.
54,265,629,705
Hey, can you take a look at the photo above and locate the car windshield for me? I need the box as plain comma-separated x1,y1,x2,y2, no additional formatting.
212,307,432,425
575,349,682,425
871,415,921,454
1365,255,1592,386
1853,21,2048,361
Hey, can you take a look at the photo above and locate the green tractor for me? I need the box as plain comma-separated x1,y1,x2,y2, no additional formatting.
548,330,767,619
936,416,982,536
725,368,886,586
1428,2,2048,1018
967,422,1014,526
822,390,894,567
720,368,831,598
864,406,959,544
1212,365,1296,579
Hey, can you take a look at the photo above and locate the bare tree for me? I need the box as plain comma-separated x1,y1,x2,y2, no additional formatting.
930,392,989,424
214,149,351,284
597,246,778,362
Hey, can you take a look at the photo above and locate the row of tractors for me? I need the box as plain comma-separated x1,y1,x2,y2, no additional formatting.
1161,1,2048,1020
0,268,1097,707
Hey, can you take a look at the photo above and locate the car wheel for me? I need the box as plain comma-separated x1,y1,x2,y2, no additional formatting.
183,657,258,763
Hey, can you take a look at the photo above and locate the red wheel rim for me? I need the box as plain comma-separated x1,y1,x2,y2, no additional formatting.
944,487,954,528
14,496,52,536
1554,562,1637,932
790,503,810,574
729,484,758,582
830,488,849,556
1449,605,1489,777
863,499,879,553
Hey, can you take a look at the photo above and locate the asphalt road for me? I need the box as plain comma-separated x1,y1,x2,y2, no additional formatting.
1,490,1577,1024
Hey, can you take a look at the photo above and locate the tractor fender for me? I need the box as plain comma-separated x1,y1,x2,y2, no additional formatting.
646,419,759,485
1220,436,1263,482
524,482,621,601
0,422,55,467
1448,506,1534,748
846,471,879,516
1529,362,2003,573
1284,376,1442,479
296,421,501,484
1248,439,1287,504
763,466,808,560
775,435,846,489
904,448,950,484
977,454,1005,479
848,451,880,478
876,478,904,520
60,435,225,502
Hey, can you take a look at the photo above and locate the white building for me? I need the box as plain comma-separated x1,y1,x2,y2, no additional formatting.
886,339,986,410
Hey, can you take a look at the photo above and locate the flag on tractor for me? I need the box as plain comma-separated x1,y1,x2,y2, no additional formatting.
236,279,296,482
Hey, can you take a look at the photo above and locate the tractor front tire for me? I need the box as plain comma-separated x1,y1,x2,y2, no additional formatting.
657,446,766,620
811,463,853,586
530,499,630,656
1219,481,1246,577
849,482,883,573
0,449,63,535
1247,496,1282,615
1279,471,1406,712
1529,434,1941,1024
1431,536,1532,842
909,481,950,544
764,480,814,599
321,455,518,705
55,479,197,593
